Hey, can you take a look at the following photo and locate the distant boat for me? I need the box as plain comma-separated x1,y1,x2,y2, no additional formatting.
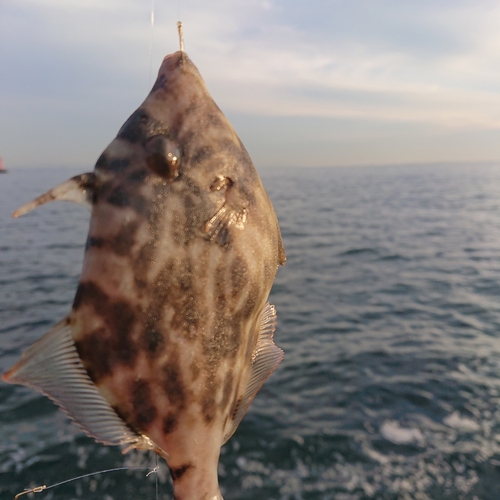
0,157,7,174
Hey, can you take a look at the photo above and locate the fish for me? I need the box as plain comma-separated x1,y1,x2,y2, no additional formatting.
3,49,285,500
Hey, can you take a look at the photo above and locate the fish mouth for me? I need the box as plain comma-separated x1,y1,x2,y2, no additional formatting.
161,51,185,69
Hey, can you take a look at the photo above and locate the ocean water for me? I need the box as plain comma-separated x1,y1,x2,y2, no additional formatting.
2,163,500,499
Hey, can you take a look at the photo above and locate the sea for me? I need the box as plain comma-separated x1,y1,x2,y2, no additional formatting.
2,163,500,500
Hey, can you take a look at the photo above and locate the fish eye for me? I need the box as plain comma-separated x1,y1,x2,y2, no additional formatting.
145,136,181,180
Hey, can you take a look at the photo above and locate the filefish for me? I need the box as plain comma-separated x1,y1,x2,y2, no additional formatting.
3,50,285,500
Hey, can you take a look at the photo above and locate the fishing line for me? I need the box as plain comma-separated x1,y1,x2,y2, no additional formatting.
13,466,158,500
149,0,155,86
176,0,181,27
155,453,159,500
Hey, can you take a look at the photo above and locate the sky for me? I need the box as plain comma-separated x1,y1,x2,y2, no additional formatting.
2,0,500,168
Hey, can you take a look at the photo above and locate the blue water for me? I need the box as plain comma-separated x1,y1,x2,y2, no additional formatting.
2,164,500,499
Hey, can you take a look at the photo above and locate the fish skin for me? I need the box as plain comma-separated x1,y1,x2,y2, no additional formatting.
4,51,285,500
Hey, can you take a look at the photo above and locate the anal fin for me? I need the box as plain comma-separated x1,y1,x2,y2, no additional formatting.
13,173,96,218
222,303,284,444
2,317,151,451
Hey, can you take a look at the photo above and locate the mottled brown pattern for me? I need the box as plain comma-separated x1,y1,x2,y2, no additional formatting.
154,258,205,341
10,51,285,500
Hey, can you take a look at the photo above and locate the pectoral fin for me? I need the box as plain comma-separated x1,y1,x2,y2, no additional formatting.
204,177,248,247
222,303,283,444
205,203,247,246
13,173,96,218
2,317,152,451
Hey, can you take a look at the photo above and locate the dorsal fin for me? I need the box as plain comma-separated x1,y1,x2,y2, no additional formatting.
13,173,96,218
222,303,283,444
2,317,152,451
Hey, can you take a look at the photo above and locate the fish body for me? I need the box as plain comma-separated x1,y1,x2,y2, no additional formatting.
4,51,285,500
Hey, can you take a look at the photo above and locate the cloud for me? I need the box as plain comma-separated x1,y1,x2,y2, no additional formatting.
2,0,500,167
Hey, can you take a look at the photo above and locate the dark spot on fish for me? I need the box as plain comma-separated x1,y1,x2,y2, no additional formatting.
206,112,224,128
118,109,150,144
72,282,138,381
96,155,130,173
95,153,108,170
107,186,130,207
134,277,147,291
85,236,105,251
143,322,164,353
73,281,105,311
74,327,113,380
108,159,130,172
191,145,214,165
131,380,157,428
128,169,148,183
112,302,137,365
162,413,178,434
162,359,186,408
111,221,139,256
170,463,193,482
201,390,217,424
